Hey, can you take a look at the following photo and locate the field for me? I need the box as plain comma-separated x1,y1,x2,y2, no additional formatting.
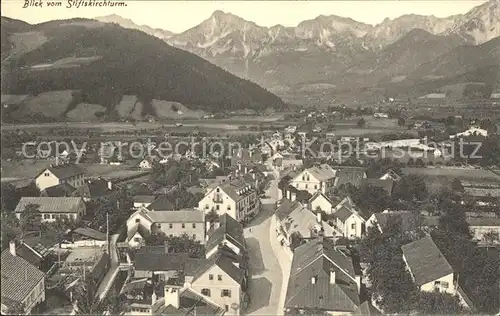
0,160,142,180
402,167,500,191
15,90,74,118
66,103,106,121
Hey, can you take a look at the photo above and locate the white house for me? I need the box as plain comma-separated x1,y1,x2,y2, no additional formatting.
450,127,488,139
308,191,333,214
401,236,456,295
290,164,336,195
138,158,153,169
35,164,85,191
14,197,86,222
198,178,260,223
333,204,366,239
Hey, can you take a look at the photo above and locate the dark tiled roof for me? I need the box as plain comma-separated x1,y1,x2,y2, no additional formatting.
134,195,156,203
14,197,84,214
285,238,359,312
73,179,110,198
39,164,84,179
362,178,394,195
189,253,246,286
401,236,454,286
72,227,106,241
40,183,75,197
1,250,45,305
152,288,224,315
334,206,354,222
335,167,366,188
275,199,302,221
206,214,245,254
218,179,256,202
147,196,176,211
127,223,151,241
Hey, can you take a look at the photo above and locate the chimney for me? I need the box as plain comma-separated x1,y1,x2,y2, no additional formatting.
108,181,112,190
9,240,16,256
355,275,362,294
330,270,336,284
164,286,181,309
151,290,157,305
317,212,322,223
311,276,316,284
184,276,193,288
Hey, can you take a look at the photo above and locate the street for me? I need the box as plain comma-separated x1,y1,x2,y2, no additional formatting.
244,168,290,315
96,234,120,300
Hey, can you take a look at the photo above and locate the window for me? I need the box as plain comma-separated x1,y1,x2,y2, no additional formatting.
182,223,185,228
169,223,173,229
305,184,308,189
44,214,50,219
193,234,197,240
218,275,222,281
205,204,209,209
314,185,317,189
44,172,49,176
201,289,211,297
135,218,140,223
227,205,231,210
158,224,162,229
221,289,231,297
351,223,355,229
216,188,220,192
216,205,220,210
209,274,214,280
192,223,196,228
225,305,229,312
302,175,305,180
134,238,140,242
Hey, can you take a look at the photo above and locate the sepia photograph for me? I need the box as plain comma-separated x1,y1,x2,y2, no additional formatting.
0,0,499,315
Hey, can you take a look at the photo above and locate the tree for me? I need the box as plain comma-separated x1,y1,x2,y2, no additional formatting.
397,117,406,127
289,232,304,252
451,177,464,192
392,175,428,202
483,231,499,246
20,203,42,235
206,209,219,224
412,292,464,314
74,279,106,315
357,118,366,128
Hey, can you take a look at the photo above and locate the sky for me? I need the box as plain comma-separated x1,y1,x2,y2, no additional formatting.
2,0,487,33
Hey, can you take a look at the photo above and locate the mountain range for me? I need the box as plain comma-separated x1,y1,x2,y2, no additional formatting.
1,17,284,122
96,0,500,104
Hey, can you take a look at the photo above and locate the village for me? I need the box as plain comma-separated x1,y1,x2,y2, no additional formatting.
1,112,500,315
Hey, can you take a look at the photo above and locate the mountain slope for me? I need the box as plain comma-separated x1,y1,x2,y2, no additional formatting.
1,18,285,117
95,14,175,40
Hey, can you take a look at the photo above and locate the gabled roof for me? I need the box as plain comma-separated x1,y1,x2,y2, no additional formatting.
206,214,245,254
217,178,256,202
14,197,83,214
362,178,395,195
334,206,354,222
15,243,42,268
152,287,225,316
372,211,416,232
147,210,205,223
134,195,156,203
73,179,110,198
40,183,75,197
72,227,106,241
309,191,333,205
37,164,84,179
275,199,303,221
304,164,337,182
401,236,454,286
147,195,176,211
334,167,366,188
285,238,359,312
1,250,45,306
127,223,151,241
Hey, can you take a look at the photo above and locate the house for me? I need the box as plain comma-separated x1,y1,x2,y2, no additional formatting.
134,195,156,209
126,209,206,244
14,197,86,222
334,166,367,188
137,158,153,169
186,253,247,315
379,169,402,182
467,217,500,242
450,127,488,139
147,195,176,212
35,164,85,191
67,227,107,248
283,237,363,314
332,202,366,239
275,199,338,246
308,191,333,214
401,236,455,294
290,164,337,195
197,178,260,222
40,183,75,197
150,286,225,316
1,243,46,314
72,178,112,201
273,155,303,171
205,214,245,259
366,210,428,234
127,223,150,249
361,178,395,196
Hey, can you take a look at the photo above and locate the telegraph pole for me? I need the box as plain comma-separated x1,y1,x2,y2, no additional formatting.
106,212,110,255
